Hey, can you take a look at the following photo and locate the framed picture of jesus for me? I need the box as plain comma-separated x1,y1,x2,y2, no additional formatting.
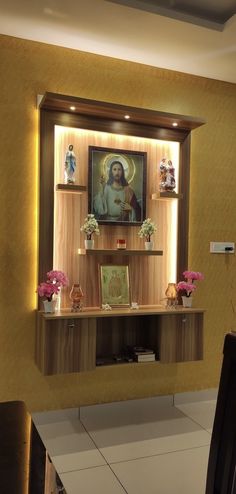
88,146,146,225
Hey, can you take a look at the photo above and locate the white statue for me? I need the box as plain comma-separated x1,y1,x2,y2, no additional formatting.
64,144,76,184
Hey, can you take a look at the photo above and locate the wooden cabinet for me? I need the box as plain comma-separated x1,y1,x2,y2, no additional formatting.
157,312,203,363
35,307,204,375
36,313,96,375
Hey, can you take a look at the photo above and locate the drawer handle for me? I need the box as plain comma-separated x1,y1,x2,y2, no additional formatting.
182,318,187,323
68,323,75,329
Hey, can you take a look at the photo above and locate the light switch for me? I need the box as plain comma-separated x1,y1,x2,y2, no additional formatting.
210,242,235,254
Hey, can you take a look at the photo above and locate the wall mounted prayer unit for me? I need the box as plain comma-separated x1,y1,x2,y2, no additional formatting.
36,92,205,372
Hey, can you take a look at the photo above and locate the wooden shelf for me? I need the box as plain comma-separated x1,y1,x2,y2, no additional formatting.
56,184,87,193
151,192,183,200
40,92,206,132
40,305,205,320
96,357,158,367
77,248,163,256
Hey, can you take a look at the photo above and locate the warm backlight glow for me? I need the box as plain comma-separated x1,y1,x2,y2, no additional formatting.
32,108,39,310
54,125,180,305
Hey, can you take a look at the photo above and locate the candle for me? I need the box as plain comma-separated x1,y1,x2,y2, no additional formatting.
116,239,126,249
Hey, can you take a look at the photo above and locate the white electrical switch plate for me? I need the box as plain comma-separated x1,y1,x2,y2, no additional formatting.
210,242,235,254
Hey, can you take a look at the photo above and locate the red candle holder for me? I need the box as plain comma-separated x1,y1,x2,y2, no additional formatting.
116,239,126,250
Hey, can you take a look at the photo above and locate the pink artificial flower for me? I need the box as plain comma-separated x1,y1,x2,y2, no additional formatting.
46,270,69,287
183,271,204,281
176,281,196,297
37,282,60,301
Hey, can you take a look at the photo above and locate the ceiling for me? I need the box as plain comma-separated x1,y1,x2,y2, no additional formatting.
0,0,236,83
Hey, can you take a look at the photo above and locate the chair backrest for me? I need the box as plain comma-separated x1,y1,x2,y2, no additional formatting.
206,332,236,494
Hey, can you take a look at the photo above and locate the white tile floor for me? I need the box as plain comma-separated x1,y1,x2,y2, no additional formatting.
33,392,217,494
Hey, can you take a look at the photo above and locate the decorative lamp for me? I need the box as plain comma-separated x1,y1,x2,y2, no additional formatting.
165,283,177,307
70,283,84,312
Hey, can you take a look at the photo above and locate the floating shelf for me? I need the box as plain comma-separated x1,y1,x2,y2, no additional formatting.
40,305,205,320
151,192,183,200
56,184,87,193
78,248,163,256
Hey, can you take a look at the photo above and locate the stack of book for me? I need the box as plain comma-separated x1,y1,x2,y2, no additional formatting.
129,346,156,363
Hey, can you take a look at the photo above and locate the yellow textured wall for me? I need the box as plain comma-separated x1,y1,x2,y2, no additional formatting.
1,34,236,412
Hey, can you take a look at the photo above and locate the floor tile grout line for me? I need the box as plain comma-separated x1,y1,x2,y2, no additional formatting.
78,415,210,468
79,417,109,464
57,462,113,475
55,439,209,475
37,404,212,479
59,461,128,493
107,442,211,466
79,417,129,493
108,464,129,493
173,405,213,435
79,405,212,463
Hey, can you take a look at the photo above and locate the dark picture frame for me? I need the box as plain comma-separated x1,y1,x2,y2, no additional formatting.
88,146,146,225
99,264,131,307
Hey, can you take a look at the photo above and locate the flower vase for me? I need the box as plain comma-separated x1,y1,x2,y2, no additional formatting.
182,296,193,308
85,239,94,249
43,299,57,313
53,288,61,312
145,241,154,251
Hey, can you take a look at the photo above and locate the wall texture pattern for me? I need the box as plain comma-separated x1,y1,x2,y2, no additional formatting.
1,34,236,412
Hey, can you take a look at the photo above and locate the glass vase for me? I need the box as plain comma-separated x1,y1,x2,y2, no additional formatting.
69,283,84,312
165,283,177,307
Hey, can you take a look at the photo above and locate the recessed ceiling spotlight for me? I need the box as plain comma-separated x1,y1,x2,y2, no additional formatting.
70,106,76,111
124,115,130,119
172,122,178,127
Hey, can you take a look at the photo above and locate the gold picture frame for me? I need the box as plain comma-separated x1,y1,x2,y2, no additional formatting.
99,265,131,307
88,146,147,226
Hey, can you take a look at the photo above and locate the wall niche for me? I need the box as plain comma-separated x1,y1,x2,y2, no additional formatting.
38,92,205,309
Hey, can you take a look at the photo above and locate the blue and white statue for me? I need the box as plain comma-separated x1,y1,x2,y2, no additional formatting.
64,144,76,184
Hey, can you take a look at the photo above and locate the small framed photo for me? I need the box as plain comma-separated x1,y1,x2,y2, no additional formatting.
99,265,131,307
88,146,146,225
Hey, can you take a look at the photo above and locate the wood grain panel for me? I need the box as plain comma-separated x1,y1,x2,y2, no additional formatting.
40,305,205,319
40,93,206,131
157,313,203,363
35,313,96,375
177,134,191,281
53,127,180,308
56,184,87,193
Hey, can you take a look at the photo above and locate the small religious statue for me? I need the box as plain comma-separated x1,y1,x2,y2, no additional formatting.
69,283,84,312
64,144,76,184
159,157,176,192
